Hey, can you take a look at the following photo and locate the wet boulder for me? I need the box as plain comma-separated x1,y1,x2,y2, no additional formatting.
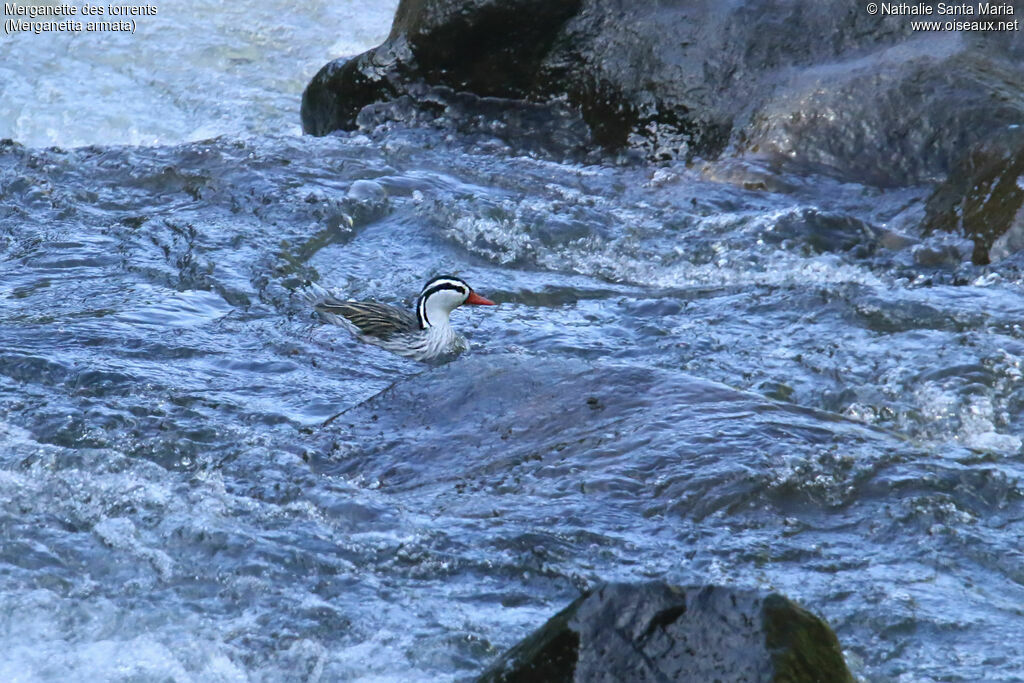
923,126,1024,265
302,0,1024,185
735,35,1024,187
477,582,853,683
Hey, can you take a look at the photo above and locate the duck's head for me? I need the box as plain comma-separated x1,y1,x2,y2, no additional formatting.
416,275,495,329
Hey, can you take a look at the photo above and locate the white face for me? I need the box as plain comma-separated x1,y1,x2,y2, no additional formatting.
427,287,469,312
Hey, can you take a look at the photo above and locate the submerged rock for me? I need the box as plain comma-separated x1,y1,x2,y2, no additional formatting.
764,208,880,257
303,0,1024,186
477,582,853,683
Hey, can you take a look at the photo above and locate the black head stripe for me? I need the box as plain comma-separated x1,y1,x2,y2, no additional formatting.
421,282,468,300
421,275,469,293
417,294,429,329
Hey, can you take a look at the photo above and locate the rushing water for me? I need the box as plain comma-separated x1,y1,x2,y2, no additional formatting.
0,0,398,147
3,3,1024,682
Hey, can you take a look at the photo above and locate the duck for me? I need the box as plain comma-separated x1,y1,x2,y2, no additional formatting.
312,275,496,362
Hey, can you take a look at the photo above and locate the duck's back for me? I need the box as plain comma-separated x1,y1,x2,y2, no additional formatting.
315,298,419,340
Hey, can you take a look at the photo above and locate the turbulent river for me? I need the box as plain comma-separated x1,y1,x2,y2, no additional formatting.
3,2,1024,682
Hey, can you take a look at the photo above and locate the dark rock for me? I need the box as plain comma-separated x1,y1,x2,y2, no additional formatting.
923,126,1024,265
301,0,582,135
390,0,583,98
302,0,1024,186
477,582,853,683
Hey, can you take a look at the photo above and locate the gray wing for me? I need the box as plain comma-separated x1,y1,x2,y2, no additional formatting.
315,298,419,339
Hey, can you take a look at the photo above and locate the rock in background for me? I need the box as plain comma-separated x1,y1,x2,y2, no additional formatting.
302,0,1024,261
924,126,1024,265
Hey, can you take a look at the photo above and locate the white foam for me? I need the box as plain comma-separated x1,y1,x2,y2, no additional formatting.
960,395,1023,455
